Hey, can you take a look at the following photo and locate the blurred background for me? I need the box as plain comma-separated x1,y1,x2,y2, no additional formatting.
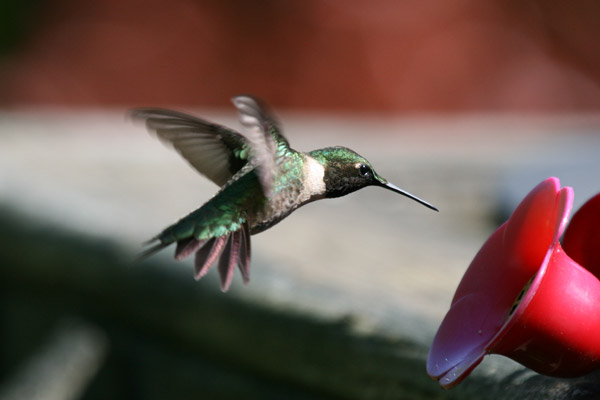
1,1,600,399
2,0,600,111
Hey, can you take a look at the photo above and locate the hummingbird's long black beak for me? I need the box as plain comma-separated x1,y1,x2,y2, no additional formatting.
379,181,439,211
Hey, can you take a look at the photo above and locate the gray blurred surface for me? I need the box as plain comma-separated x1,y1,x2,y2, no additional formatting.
1,111,599,398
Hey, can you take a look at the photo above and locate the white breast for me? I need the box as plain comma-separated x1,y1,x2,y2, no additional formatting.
301,156,326,201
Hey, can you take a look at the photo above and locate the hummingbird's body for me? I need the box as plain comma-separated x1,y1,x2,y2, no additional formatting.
161,149,322,239
134,96,437,291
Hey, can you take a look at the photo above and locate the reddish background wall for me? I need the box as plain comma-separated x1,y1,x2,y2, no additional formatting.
1,0,600,112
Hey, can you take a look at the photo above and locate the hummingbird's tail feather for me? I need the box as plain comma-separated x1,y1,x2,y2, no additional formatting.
175,237,208,261
194,236,227,281
183,224,252,291
237,223,251,284
218,232,242,292
135,240,169,263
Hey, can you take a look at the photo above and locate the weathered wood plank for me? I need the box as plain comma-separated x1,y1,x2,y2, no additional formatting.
1,210,599,399
2,113,600,398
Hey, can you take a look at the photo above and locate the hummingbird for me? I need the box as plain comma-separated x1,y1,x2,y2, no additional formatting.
133,95,437,291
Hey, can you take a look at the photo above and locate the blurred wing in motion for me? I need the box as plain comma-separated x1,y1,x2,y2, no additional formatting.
131,108,250,187
232,95,290,197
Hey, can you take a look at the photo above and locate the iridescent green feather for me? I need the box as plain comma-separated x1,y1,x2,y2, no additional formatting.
157,146,302,243
157,166,265,243
309,146,373,168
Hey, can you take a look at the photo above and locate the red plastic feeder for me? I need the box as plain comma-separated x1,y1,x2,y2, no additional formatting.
427,177,600,389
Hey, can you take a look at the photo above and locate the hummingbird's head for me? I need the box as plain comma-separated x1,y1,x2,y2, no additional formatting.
309,147,438,211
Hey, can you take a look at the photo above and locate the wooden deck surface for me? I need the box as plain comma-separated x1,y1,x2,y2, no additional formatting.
1,111,599,399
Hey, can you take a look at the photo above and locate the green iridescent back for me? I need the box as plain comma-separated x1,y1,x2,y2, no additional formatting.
157,125,300,242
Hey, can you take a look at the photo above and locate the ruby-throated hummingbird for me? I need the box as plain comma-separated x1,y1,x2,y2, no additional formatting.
134,95,437,291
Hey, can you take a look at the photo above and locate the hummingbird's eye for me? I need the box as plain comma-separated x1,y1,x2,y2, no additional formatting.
358,163,370,177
